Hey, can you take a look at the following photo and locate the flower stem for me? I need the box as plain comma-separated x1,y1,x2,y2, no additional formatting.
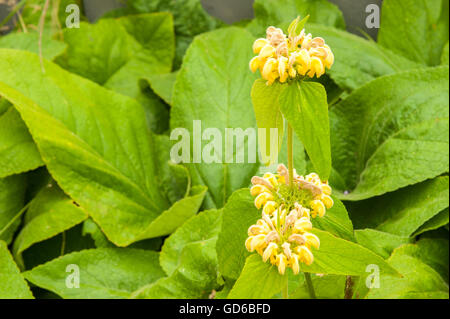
287,123,294,188
304,273,316,299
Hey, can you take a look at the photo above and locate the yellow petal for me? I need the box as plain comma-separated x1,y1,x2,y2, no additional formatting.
250,234,267,251
249,56,260,73
245,236,253,251
253,38,269,54
298,246,314,265
263,242,278,262
262,58,277,80
277,254,287,275
307,56,325,78
263,201,277,215
254,192,274,209
324,44,334,69
304,232,320,249
250,184,270,197
291,254,300,275
321,194,334,209
321,183,332,196
311,199,326,217
295,49,311,75
294,217,313,232
259,44,276,59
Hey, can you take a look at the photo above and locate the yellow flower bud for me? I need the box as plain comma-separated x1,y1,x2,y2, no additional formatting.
250,184,270,197
277,254,287,275
263,172,279,187
323,44,334,69
253,38,269,54
245,236,253,251
263,242,278,262
321,194,334,209
295,49,311,75
304,232,320,249
248,225,264,236
297,246,314,266
250,234,267,251
291,254,300,275
278,56,289,83
259,44,276,59
311,199,326,217
321,183,332,196
249,56,260,73
307,56,325,78
254,192,274,209
263,201,277,215
262,58,278,83
294,217,313,232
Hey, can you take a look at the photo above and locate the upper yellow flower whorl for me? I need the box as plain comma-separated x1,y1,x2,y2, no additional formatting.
245,164,333,275
249,17,334,85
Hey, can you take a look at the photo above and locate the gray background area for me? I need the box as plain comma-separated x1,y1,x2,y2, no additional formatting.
1,0,383,38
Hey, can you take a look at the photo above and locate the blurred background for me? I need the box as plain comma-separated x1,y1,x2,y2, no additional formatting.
1,0,383,38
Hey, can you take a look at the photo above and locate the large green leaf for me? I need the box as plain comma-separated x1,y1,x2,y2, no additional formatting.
104,0,223,68
247,0,346,37
299,229,399,276
349,177,449,236
413,208,449,236
170,27,260,209
366,243,449,299
216,189,259,280
0,241,33,299
0,108,43,178
227,254,285,299
355,229,413,259
378,0,449,66
0,32,66,60
291,274,346,299
0,49,204,246
279,81,331,180
55,13,174,133
306,24,422,91
12,184,88,260
133,209,222,299
330,67,449,200
24,248,165,299
0,174,27,244
251,80,285,165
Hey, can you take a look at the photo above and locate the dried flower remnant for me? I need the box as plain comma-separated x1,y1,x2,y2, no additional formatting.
249,17,334,85
245,164,333,275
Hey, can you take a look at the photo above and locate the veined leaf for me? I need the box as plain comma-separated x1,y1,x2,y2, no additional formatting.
170,27,260,209
251,79,285,166
331,67,449,200
133,209,222,298
0,108,43,178
378,0,449,66
355,229,413,259
349,177,449,236
227,254,285,299
366,243,449,299
0,32,66,60
279,81,331,180
0,174,27,244
413,208,449,236
146,71,178,105
306,24,422,91
0,241,33,299
12,184,88,259
247,0,346,37
24,248,165,299
290,274,346,299
0,49,204,246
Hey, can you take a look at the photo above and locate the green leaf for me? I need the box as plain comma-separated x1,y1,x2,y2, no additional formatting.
395,239,449,282
0,174,27,244
0,107,43,178
160,209,222,275
216,189,259,280
331,67,449,200
355,229,413,259
413,208,449,236
227,254,285,299
251,79,285,165
306,24,422,91
349,177,449,236
170,27,260,209
145,71,178,105
378,0,449,66
312,196,354,241
24,248,165,299
279,81,331,180
55,13,174,134
441,42,449,65
104,0,223,68
0,32,66,60
247,0,346,37
12,184,88,259
0,49,203,246
366,243,449,299
300,229,400,276
288,15,310,37
291,274,346,299
133,209,222,299
0,241,33,299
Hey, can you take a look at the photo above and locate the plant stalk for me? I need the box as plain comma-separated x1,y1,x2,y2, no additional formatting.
287,123,294,187
304,272,316,299
282,275,289,299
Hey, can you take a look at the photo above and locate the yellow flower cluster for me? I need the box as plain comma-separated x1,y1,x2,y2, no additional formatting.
249,19,334,85
245,164,333,275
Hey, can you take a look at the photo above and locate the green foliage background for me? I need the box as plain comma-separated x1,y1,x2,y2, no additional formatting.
0,0,448,299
